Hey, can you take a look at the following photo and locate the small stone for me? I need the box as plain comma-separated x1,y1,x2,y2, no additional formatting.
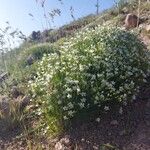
10,86,21,98
55,142,63,150
20,96,30,110
145,24,150,32
96,118,100,122
104,106,110,111
81,138,85,142
110,120,119,126
119,107,123,114
60,137,71,147
93,145,99,150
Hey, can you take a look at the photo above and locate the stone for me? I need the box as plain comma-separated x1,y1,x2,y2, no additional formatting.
60,137,71,147
18,96,30,110
145,24,150,32
93,145,99,150
26,54,35,65
125,14,138,29
10,86,21,98
55,142,63,150
55,136,73,150
0,72,9,84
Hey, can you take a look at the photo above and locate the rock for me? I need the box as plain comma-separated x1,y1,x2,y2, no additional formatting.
60,137,71,147
145,24,150,32
18,96,30,110
26,54,35,65
125,13,138,29
110,120,119,126
0,72,9,84
141,34,150,46
93,145,99,150
10,86,21,98
55,136,73,150
55,142,63,150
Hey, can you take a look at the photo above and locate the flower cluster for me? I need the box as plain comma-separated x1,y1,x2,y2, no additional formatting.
29,26,150,123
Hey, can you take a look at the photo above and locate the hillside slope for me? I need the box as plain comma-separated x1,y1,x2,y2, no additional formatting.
0,0,150,150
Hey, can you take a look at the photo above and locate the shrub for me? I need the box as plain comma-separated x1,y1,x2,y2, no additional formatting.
20,43,58,67
30,26,150,132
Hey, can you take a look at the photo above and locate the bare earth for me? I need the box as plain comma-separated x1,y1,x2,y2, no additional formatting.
0,81,150,150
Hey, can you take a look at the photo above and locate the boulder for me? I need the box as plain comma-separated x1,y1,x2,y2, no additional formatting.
125,14,138,29
10,86,21,98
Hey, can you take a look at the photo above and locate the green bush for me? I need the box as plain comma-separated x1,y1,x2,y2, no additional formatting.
30,26,150,131
20,43,58,67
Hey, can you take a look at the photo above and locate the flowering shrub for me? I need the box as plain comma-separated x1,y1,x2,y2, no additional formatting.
30,26,150,129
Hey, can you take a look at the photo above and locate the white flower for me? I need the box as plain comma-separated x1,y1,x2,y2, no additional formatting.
96,118,100,122
81,98,86,103
95,96,99,101
68,110,74,117
63,106,68,111
68,102,74,109
67,94,72,99
123,101,127,106
58,100,62,105
104,106,110,111
119,107,123,114
66,88,72,92
63,116,68,120
132,95,136,100
77,88,81,93
79,102,85,108
46,74,52,81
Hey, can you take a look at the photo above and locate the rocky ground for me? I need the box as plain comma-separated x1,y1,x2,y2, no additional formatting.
0,80,150,150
